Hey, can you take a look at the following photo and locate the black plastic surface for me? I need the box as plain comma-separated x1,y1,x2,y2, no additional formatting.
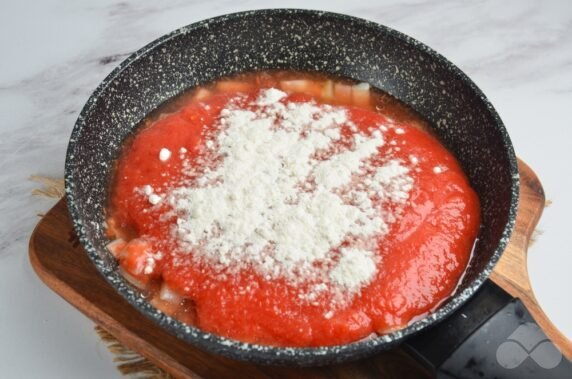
407,280,571,378
405,280,512,369
440,298,571,378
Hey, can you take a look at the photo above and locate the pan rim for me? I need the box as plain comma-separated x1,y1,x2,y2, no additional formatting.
64,8,520,365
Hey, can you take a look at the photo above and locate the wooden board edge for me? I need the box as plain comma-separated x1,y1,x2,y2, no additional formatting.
490,160,572,360
28,224,202,379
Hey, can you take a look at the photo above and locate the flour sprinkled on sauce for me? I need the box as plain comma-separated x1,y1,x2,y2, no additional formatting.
144,88,413,306
159,148,172,161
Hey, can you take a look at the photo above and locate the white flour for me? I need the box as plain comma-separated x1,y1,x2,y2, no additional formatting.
146,88,414,308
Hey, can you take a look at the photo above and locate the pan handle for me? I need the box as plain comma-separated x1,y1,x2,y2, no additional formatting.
404,280,571,378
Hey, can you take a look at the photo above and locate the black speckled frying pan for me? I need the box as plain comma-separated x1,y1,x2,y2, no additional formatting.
64,9,570,377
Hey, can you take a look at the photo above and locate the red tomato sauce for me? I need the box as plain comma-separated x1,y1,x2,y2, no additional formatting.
107,71,480,347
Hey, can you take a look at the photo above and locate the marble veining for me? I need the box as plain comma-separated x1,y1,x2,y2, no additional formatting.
1,0,571,377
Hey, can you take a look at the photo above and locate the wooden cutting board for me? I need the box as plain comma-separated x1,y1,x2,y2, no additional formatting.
28,160,572,378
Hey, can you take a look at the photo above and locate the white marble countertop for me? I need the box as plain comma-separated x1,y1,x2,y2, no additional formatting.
1,0,571,377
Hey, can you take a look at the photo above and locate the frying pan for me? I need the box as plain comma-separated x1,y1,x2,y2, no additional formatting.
64,9,570,377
